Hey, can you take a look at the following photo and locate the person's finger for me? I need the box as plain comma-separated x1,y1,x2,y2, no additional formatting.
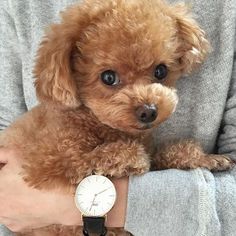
0,148,23,174
0,147,9,164
2,218,24,232
5,222,26,233
5,220,51,232
0,163,5,169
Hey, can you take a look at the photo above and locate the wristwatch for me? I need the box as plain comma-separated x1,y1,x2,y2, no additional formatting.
75,175,117,236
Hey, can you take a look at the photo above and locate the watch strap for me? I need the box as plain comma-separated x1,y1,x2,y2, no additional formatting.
82,216,107,236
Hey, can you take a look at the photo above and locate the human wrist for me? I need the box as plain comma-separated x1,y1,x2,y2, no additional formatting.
46,176,129,228
106,177,129,228
52,192,82,226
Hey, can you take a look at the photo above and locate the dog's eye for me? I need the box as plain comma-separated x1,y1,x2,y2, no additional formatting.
154,64,168,81
101,70,120,86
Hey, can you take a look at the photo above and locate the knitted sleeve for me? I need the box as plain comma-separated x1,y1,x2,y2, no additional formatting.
0,0,27,131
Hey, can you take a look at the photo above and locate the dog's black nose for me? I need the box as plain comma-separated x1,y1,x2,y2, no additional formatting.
136,104,157,123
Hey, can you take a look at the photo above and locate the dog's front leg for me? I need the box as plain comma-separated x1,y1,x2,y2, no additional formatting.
87,140,150,177
152,140,235,171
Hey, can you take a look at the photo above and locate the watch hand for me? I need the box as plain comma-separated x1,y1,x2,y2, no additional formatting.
89,195,96,211
96,187,112,195
88,187,111,212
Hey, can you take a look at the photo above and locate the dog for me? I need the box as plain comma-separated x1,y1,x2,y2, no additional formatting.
0,0,234,235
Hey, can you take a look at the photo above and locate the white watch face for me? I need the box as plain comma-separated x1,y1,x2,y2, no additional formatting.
75,175,116,216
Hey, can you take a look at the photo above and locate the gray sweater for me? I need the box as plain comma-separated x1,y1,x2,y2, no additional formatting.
0,0,236,235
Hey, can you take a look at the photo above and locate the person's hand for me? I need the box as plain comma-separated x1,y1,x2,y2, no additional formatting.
0,148,81,232
0,148,129,232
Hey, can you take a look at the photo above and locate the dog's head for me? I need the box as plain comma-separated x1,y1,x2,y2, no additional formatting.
34,0,209,134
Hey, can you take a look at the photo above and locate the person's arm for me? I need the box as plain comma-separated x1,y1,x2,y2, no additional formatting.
0,1,27,130
0,2,127,233
217,43,236,160
0,149,82,232
0,1,79,233
0,147,127,232
214,32,236,235
0,3,26,234
124,24,236,236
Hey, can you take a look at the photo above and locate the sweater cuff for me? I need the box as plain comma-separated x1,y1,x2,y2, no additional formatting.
124,169,220,236
214,167,236,235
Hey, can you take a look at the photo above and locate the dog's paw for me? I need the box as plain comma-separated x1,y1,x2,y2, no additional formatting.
133,145,151,174
109,145,150,177
207,155,235,171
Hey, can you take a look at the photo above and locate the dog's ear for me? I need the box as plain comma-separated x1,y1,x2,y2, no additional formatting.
34,18,80,107
34,2,111,107
171,3,210,74
34,1,118,107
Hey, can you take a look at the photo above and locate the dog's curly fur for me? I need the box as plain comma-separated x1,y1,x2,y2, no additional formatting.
0,0,234,235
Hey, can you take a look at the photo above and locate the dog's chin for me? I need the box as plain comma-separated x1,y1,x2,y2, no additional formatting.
127,123,156,134
106,121,156,135
133,123,155,130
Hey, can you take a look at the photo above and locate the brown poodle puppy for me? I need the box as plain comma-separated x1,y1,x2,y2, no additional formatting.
0,0,234,235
